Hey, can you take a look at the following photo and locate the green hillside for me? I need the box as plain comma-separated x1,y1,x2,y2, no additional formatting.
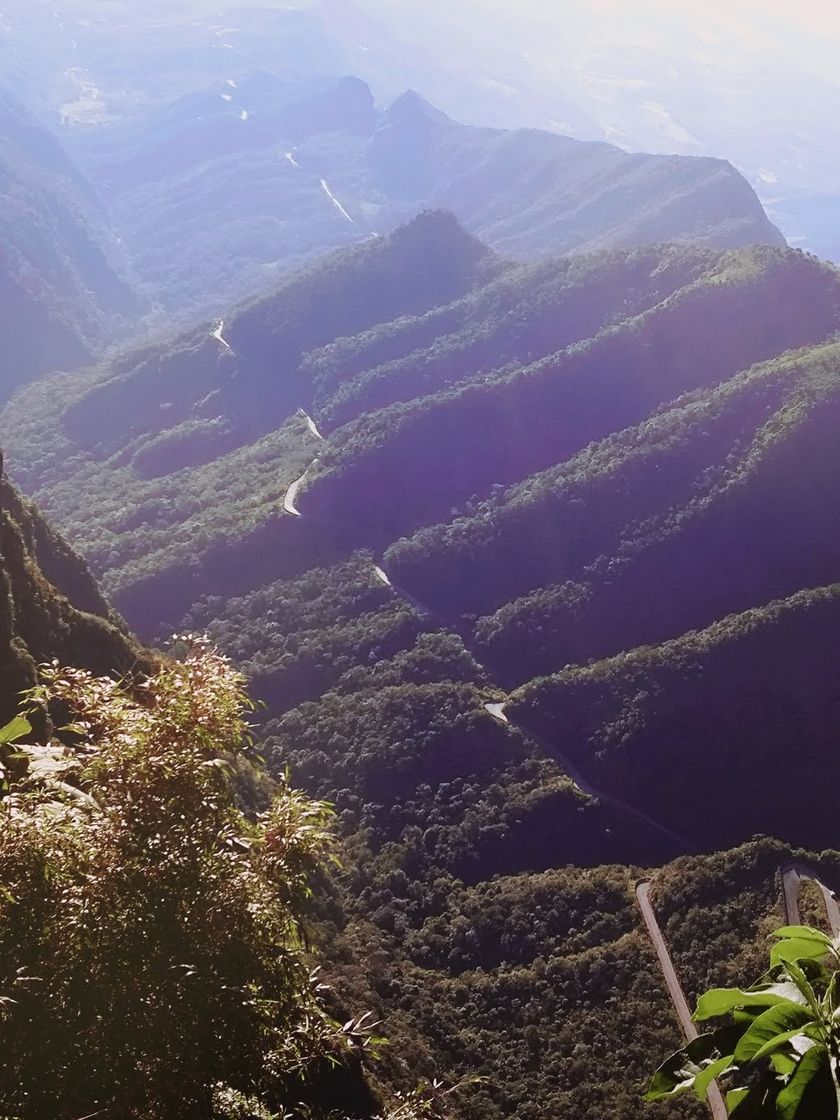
6,221,840,1116
509,583,840,850
0,451,149,727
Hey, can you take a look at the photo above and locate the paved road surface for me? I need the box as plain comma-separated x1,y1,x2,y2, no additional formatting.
283,459,318,517
300,410,325,440
636,881,728,1120
781,864,840,933
212,319,232,352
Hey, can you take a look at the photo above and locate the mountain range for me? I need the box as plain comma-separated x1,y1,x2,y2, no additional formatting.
61,73,784,318
5,206,840,1114
2,13,839,1113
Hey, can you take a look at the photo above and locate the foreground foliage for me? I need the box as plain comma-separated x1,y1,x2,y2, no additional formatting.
648,924,840,1117
0,640,373,1120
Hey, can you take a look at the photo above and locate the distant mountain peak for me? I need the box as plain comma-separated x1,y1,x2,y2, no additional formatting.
383,89,452,125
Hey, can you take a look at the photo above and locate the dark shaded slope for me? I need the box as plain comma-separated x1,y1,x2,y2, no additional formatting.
310,244,722,428
380,336,840,681
307,246,840,538
0,90,135,397
0,454,148,726
509,584,840,851
62,211,497,463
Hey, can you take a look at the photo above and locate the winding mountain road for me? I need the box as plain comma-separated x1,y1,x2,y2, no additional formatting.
636,880,728,1120
283,459,318,517
212,319,232,352
281,149,357,227
484,702,509,724
373,565,392,588
280,428,689,842
319,178,359,227
637,864,840,1120
299,410,324,440
369,562,689,847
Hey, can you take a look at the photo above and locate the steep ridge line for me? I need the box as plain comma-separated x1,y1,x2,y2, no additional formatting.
636,880,728,1120
279,455,690,850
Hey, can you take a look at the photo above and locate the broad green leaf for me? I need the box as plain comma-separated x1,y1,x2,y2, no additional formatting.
728,1084,775,1118
646,1031,734,1100
772,926,833,947
693,1055,733,1101
776,1044,828,1120
0,716,31,746
825,969,840,1014
771,939,827,968
694,983,807,1021
770,1051,797,1076
750,1028,816,1063
733,1007,764,1025
733,1003,814,1063
783,959,821,1018
726,1087,750,1111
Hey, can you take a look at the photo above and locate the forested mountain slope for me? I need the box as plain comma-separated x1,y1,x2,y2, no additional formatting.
510,584,840,850
66,74,784,314
6,221,840,1116
0,90,135,398
0,451,148,727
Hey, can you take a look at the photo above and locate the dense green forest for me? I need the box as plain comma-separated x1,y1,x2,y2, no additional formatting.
6,7,840,1117
0,451,149,727
7,212,840,1116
